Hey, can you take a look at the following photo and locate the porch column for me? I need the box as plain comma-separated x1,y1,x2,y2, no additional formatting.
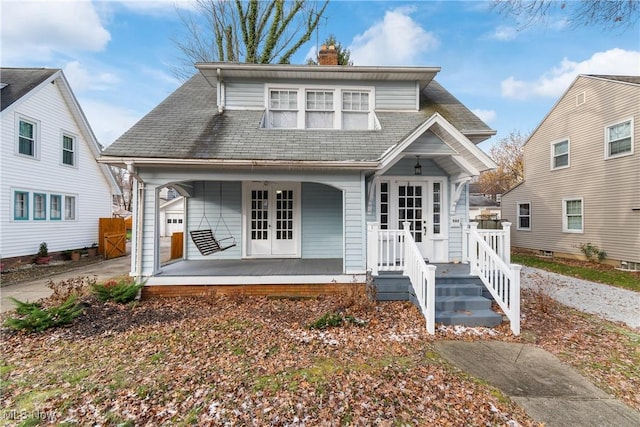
468,222,479,275
367,222,380,275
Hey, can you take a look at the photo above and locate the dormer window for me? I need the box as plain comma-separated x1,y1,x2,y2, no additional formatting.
265,86,374,130
306,90,334,128
269,90,298,128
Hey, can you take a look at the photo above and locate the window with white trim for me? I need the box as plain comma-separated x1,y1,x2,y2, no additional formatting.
268,90,298,128
306,90,334,128
563,198,583,233
379,181,389,229
34,193,46,220
552,139,569,169
432,182,442,234
517,202,531,230
62,134,76,166
605,119,633,158
342,91,369,130
18,119,37,157
65,195,76,220
14,191,29,220
50,195,62,220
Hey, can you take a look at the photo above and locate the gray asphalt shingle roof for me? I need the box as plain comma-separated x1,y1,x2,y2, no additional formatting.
1,68,59,112
103,72,493,162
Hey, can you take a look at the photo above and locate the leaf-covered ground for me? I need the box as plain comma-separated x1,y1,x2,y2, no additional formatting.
1,284,638,426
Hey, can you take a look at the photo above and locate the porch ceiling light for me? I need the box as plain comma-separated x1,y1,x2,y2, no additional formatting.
414,156,422,175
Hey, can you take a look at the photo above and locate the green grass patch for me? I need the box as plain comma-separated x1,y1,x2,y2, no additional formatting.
512,253,640,292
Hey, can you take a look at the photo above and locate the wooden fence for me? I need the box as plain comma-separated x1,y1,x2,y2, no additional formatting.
99,218,126,259
171,232,183,260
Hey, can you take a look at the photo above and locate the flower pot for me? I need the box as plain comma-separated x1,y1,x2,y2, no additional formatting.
87,247,98,257
71,251,81,261
35,256,53,265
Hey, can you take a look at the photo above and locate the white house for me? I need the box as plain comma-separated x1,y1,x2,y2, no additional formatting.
1,68,119,261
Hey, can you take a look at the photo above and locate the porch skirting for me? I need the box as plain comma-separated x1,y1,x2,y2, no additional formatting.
141,282,366,299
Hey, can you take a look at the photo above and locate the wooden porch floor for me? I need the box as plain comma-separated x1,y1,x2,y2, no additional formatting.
157,259,470,277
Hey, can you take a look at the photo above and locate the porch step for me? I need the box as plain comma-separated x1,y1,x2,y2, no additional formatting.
372,272,503,328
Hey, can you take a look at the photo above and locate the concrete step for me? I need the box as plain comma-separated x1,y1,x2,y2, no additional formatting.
435,283,483,297
435,295,492,312
435,309,503,328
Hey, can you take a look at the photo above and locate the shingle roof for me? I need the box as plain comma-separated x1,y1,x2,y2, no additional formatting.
587,75,640,85
1,68,59,112
103,71,494,162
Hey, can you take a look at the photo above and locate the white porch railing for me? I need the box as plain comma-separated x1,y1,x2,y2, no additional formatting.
367,222,436,334
465,222,521,335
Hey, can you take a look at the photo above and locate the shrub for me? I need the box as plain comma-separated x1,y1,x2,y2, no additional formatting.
91,279,144,303
4,295,84,333
577,242,607,262
308,312,367,330
47,276,96,305
37,242,48,257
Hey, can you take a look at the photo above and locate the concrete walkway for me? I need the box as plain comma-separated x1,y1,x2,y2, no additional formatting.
435,341,640,427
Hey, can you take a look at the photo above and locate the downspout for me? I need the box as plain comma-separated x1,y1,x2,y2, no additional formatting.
126,162,145,284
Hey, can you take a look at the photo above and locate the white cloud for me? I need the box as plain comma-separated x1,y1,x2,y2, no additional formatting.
349,7,439,66
490,25,520,41
472,109,496,123
117,0,197,15
64,61,120,92
1,0,110,63
502,48,640,99
80,99,141,147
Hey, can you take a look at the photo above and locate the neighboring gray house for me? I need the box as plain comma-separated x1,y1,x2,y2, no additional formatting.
100,59,495,295
1,68,119,261
501,75,640,270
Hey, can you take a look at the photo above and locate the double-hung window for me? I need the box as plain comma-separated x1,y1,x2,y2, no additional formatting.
342,91,369,130
62,134,76,166
34,193,46,220
563,198,583,233
18,119,37,157
14,191,29,220
517,202,531,230
50,195,62,220
269,90,298,128
552,139,569,169
65,195,76,220
306,90,334,128
605,119,633,158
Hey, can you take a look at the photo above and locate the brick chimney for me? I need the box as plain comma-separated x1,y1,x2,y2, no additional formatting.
318,45,338,65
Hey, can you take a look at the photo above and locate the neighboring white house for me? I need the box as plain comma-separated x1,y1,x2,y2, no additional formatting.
159,188,184,237
0,68,119,260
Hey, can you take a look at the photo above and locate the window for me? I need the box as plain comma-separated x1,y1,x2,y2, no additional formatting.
65,196,76,220
50,195,62,220
342,91,369,130
563,198,583,233
432,182,441,234
606,119,633,158
18,119,36,157
62,134,75,166
269,90,298,128
34,193,46,220
14,191,29,220
379,181,389,229
552,139,569,169
517,202,531,230
305,90,334,128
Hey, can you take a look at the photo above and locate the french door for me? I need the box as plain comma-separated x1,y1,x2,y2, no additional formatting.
379,178,447,262
245,182,300,257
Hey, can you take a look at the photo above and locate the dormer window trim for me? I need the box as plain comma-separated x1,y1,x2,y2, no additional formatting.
264,84,375,130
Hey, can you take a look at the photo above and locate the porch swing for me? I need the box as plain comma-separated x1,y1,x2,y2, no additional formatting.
190,181,236,256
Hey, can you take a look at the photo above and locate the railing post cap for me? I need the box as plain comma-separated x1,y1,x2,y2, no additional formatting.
469,222,479,229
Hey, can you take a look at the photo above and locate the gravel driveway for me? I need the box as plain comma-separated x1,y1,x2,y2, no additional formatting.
520,266,640,329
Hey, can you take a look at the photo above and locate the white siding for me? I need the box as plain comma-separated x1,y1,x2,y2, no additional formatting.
502,77,640,263
375,81,416,110
1,79,113,258
225,81,263,108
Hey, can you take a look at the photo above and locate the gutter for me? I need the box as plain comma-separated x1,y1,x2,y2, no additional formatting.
99,157,379,170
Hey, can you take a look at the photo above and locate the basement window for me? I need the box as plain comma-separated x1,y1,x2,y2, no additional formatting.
618,261,640,272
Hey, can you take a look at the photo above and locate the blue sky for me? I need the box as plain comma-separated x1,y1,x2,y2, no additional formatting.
2,0,639,152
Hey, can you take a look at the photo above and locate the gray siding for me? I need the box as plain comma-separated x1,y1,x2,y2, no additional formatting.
448,186,467,260
223,78,418,111
501,76,640,263
385,158,446,176
375,81,416,110
302,183,343,258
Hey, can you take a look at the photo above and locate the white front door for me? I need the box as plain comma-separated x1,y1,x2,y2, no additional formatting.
245,182,300,257
379,178,448,262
